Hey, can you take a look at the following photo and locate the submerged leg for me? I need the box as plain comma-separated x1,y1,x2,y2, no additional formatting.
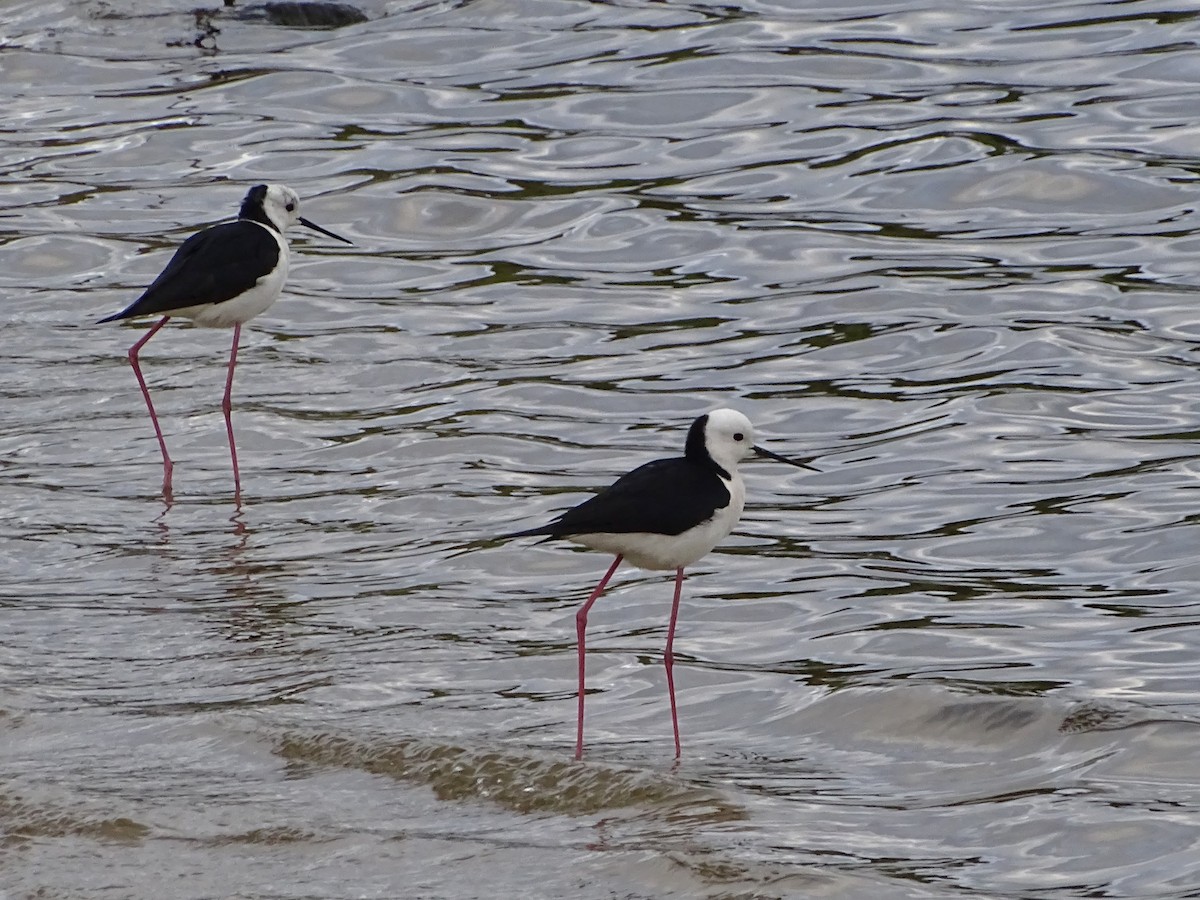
127,316,173,494
575,554,623,760
222,323,242,496
664,567,685,758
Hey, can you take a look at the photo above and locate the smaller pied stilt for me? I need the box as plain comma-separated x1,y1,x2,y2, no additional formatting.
99,184,352,497
507,408,811,759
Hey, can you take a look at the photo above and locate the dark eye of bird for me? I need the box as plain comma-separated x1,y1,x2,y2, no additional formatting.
733,433,744,441
285,202,295,212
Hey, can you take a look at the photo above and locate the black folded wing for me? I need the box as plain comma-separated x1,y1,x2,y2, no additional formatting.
514,457,731,539
99,221,280,322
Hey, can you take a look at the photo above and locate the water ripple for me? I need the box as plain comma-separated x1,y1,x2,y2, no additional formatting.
6,0,1200,897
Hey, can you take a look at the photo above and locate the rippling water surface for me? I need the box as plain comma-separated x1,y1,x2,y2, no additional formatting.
5,0,1200,897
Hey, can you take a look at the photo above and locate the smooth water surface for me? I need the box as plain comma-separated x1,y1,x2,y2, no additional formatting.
4,0,1200,897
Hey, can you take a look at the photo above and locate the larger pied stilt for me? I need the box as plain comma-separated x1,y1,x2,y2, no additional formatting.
99,184,352,497
507,408,811,759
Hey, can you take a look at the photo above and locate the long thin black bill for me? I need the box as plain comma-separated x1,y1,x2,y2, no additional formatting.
753,445,817,471
299,216,353,245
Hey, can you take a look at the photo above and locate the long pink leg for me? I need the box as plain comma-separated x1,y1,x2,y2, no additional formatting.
664,567,685,759
127,316,173,493
575,554,623,760
222,323,242,496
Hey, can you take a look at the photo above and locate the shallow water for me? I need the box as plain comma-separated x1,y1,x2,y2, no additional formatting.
5,0,1200,897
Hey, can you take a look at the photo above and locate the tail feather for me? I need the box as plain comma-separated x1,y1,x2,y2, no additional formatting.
97,304,137,324
503,524,559,542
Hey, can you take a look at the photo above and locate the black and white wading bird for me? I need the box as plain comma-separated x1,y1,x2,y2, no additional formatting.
507,408,810,759
99,184,352,497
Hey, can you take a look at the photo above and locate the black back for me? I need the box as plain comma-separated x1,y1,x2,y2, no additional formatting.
97,219,280,322
514,454,732,539
508,412,741,540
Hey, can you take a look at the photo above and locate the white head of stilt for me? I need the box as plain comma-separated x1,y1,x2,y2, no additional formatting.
241,184,303,233
694,407,757,477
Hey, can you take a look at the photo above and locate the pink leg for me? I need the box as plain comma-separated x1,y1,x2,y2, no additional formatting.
222,323,242,496
664,567,685,759
575,555,623,760
127,316,173,493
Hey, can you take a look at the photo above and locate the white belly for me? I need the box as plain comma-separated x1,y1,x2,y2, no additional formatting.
570,475,746,570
